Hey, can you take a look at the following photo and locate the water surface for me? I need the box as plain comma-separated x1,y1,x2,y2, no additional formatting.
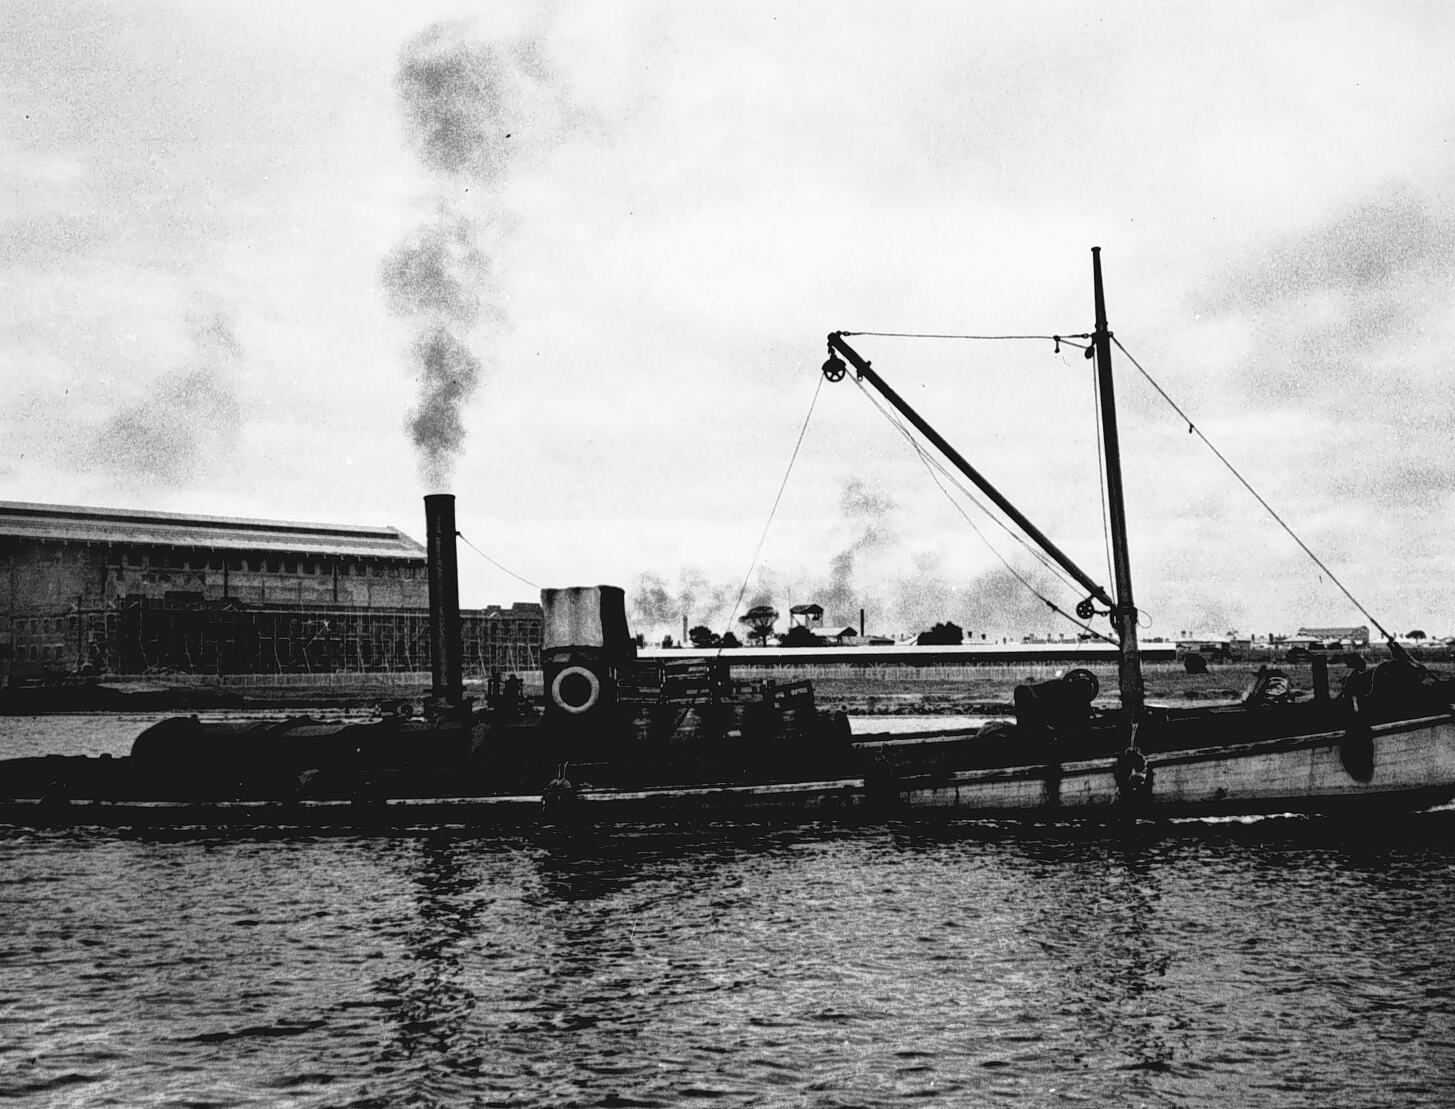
4,816,1455,1108
4,715,1454,1107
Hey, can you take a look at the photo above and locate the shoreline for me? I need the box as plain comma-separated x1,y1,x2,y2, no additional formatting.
0,660,1355,717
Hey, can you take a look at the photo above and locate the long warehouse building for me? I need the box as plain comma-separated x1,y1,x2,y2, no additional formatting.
0,501,541,681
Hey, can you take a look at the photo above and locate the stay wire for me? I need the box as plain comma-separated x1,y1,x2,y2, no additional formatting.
839,328,1107,598
457,532,540,590
841,331,1091,350
721,372,825,648
848,372,1118,646
1111,335,1397,644
847,373,1073,590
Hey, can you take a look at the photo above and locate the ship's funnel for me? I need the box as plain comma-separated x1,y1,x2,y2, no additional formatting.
540,586,635,718
424,494,463,710
541,586,634,657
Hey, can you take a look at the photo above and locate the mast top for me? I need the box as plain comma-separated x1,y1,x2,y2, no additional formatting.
1092,246,1109,335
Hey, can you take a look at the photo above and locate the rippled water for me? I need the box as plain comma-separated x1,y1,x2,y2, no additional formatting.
3,818,1454,1108
4,716,1455,1107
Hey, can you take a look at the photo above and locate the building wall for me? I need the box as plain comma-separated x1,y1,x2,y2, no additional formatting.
106,547,429,609
6,540,108,613
3,541,110,673
4,541,429,610
2,535,540,679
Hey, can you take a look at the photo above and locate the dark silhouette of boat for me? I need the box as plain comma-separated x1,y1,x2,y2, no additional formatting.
3,249,1453,827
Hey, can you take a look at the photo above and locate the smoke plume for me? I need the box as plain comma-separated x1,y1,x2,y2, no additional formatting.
385,20,565,488
396,26,524,184
816,478,895,625
630,572,677,628
630,567,744,637
381,211,493,326
627,479,1088,640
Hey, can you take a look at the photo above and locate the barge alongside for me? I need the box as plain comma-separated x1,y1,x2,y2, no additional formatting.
3,249,1453,827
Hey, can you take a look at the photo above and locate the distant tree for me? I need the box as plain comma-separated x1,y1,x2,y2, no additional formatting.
660,635,674,649
633,633,645,648
916,621,964,646
740,605,779,646
779,624,818,647
688,625,719,648
1408,630,1428,641
719,631,742,649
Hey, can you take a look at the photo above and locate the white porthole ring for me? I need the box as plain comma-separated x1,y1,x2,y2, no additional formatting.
550,666,602,715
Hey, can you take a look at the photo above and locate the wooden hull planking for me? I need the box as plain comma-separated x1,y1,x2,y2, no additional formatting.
894,713,1455,817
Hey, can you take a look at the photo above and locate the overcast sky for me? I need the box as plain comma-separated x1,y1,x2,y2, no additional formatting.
4,1,1453,642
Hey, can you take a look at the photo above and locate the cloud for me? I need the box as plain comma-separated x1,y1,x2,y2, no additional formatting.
1194,187,1455,321
82,312,243,484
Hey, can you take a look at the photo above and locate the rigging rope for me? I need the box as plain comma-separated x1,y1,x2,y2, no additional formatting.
847,371,1118,646
847,373,1074,592
835,329,1124,633
1111,335,1399,645
720,372,825,647
457,532,540,590
841,331,1090,349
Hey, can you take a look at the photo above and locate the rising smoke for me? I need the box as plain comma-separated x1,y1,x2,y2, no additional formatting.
630,568,743,635
627,470,1082,641
630,571,677,628
384,20,565,488
816,478,895,626
628,479,901,639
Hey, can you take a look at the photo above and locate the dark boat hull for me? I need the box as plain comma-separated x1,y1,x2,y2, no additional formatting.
4,712,1453,828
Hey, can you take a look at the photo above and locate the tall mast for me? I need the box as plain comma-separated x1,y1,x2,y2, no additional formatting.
1091,247,1144,718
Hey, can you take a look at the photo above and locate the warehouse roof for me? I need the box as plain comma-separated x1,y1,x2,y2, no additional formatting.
0,501,426,561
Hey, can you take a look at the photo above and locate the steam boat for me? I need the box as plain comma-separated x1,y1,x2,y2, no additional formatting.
3,249,1454,827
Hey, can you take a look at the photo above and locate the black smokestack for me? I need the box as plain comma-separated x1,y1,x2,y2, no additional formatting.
425,494,463,709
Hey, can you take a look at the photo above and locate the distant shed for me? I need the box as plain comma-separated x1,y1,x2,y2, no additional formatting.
789,603,824,627
0,500,540,680
1295,626,1370,647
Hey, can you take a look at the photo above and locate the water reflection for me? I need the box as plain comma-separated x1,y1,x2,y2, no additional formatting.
1024,841,1177,1081
370,835,486,1078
